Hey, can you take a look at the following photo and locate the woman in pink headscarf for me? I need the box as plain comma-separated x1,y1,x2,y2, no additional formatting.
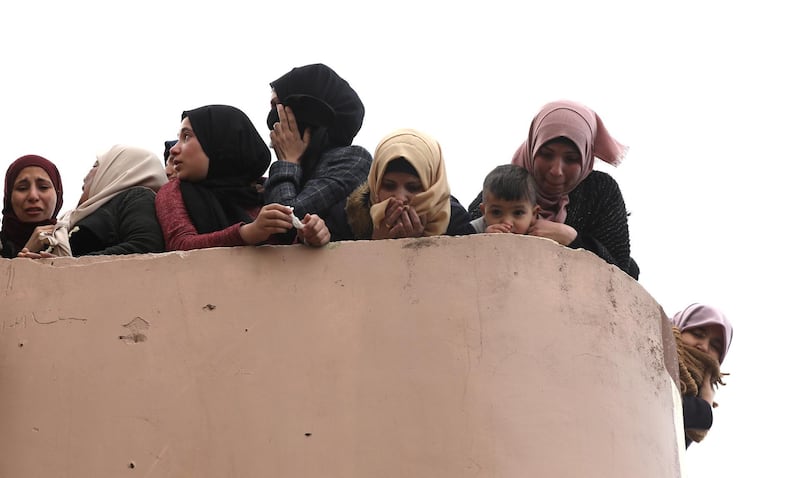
468,100,638,278
672,303,733,448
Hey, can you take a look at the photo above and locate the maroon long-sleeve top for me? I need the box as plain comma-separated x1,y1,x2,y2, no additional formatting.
155,179,254,251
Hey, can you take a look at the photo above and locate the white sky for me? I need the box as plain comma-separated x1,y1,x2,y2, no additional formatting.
2,1,797,475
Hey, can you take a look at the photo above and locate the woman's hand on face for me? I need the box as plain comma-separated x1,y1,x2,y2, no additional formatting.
23,225,56,252
485,223,512,234
372,198,403,240
17,247,56,259
395,206,425,238
240,203,294,245
527,219,578,245
297,213,330,247
270,105,311,164
373,200,426,240
700,373,716,407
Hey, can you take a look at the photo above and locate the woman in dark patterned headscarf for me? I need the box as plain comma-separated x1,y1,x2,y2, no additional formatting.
264,64,373,235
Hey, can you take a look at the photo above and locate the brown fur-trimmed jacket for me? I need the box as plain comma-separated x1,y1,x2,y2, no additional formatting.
326,183,476,241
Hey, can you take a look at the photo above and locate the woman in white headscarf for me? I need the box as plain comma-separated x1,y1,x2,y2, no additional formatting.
19,145,168,257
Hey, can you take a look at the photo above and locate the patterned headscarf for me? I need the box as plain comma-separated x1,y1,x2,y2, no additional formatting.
368,129,451,236
512,100,628,223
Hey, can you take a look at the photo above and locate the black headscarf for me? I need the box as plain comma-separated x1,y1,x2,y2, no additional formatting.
163,139,178,163
266,64,365,179
179,105,271,234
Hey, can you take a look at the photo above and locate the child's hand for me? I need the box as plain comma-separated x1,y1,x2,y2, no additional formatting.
240,203,293,245
486,223,512,234
297,214,330,247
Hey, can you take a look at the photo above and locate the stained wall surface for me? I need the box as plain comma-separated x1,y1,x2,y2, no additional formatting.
0,235,683,477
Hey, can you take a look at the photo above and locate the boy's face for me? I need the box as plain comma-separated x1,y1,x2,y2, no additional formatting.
480,191,539,234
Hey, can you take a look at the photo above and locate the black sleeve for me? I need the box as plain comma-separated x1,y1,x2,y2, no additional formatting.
77,188,165,256
682,395,713,431
447,196,477,236
1,237,22,259
565,172,638,279
326,197,355,242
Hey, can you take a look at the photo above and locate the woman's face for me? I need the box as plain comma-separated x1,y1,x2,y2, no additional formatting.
377,172,423,204
78,161,99,205
532,138,582,197
171,117,210,182
10,166,57,222
680,324,725,363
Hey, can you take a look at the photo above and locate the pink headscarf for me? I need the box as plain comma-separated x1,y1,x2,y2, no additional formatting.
511,100,628,223
672,303,734,364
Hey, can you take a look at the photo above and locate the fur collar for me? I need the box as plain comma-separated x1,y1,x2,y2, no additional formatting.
345,182,373,240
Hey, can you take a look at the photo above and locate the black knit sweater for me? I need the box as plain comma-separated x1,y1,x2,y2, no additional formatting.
70,187,164,256
468,170,638,279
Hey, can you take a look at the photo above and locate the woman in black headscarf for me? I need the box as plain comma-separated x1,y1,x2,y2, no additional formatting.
156,104,330,250
265,64,372,233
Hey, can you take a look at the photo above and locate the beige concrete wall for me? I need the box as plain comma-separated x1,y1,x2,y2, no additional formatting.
0,235,683,477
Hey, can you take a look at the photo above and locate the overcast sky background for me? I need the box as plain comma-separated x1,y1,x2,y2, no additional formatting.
2,1,797,475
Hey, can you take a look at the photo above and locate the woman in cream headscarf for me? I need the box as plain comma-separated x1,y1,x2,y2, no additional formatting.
20,145,168,257
326,128,474,241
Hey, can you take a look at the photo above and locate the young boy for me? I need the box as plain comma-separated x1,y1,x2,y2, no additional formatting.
471,164,540,234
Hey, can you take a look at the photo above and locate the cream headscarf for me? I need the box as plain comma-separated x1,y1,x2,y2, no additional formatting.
50,145,167,256
368,129,451,236
512,100,628,223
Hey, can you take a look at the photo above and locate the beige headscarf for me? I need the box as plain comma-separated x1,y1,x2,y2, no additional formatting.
368,129,451,236
50,145,167,256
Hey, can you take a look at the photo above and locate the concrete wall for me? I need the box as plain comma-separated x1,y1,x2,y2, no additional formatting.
0,235,683,477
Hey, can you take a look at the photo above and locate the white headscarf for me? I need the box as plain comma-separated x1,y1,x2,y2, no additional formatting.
50,145,167,256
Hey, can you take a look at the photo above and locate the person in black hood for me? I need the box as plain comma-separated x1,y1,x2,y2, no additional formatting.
264,64,372,241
